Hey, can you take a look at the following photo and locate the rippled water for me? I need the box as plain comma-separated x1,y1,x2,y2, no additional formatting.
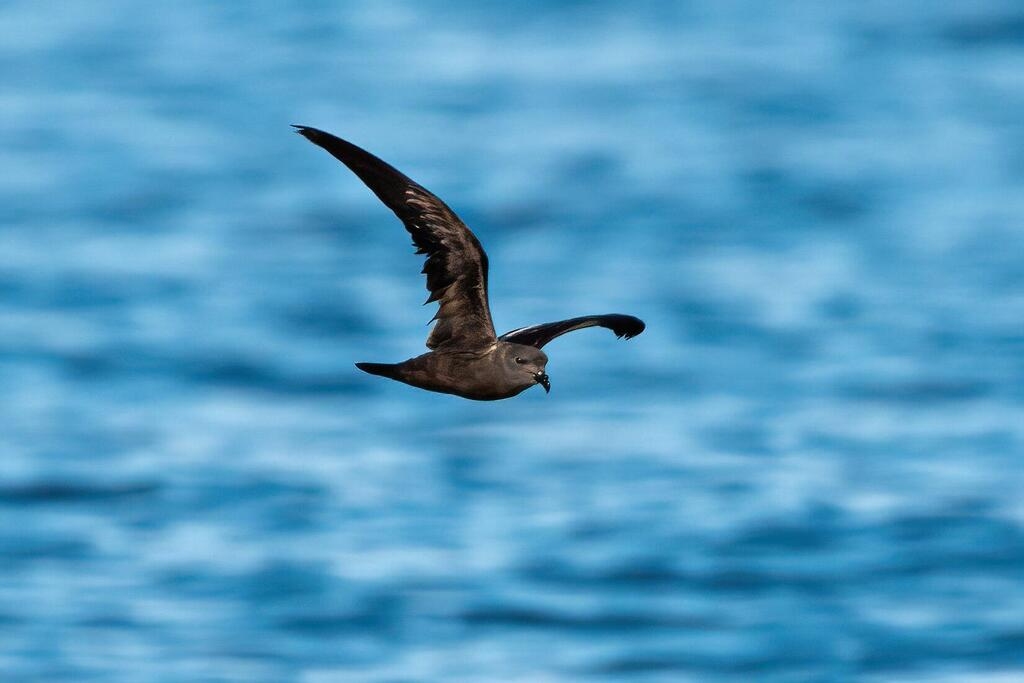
3,2,1024,681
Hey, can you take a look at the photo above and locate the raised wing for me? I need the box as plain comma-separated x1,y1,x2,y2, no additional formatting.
293,125,496,350
499,314,645,349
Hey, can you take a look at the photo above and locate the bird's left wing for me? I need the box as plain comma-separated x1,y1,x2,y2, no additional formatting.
499,314,645,349
293,125,496,351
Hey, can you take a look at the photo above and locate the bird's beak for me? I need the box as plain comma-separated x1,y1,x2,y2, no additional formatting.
534,372,550,393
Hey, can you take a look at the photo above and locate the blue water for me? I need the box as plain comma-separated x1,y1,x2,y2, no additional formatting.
3,2,1024,681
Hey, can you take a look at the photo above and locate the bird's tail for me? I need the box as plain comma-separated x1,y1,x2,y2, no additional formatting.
355,362,400,379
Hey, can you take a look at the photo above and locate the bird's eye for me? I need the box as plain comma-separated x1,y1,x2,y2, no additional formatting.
515,357,525,364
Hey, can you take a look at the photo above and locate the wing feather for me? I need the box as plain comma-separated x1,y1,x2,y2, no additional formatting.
294,125,495,350
499,314,645,349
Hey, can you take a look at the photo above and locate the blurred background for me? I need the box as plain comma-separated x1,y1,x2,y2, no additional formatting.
2,1,1024,681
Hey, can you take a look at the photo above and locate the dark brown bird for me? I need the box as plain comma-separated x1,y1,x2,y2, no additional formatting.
293,125,645,400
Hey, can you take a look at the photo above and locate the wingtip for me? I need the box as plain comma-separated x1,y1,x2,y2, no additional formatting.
616,316,646,340
291,124,320,141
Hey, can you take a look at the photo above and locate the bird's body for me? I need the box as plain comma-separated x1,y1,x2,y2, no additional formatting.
357,342,547,401
293,125,644,400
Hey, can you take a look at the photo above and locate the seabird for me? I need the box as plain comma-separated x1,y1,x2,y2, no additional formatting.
293,125,645,400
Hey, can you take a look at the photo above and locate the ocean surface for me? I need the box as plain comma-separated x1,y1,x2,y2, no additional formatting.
3,2,1024,681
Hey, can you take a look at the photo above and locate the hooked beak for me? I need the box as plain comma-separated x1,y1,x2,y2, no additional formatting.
534,372,550,393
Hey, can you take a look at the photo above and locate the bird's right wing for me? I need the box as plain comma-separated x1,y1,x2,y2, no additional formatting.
293,125,496,351
499,314,645,349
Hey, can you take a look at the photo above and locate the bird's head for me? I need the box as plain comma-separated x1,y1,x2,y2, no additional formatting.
502,343,550,393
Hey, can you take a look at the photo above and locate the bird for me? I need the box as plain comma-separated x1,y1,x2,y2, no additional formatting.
293,125,645,400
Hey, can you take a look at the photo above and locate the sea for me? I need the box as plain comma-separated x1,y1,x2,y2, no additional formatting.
2,2,1024,681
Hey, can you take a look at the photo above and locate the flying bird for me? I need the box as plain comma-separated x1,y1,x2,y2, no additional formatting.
293,125,645,400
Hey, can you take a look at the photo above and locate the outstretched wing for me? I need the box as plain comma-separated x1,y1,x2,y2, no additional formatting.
293,125,496,351
499,314,645,349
